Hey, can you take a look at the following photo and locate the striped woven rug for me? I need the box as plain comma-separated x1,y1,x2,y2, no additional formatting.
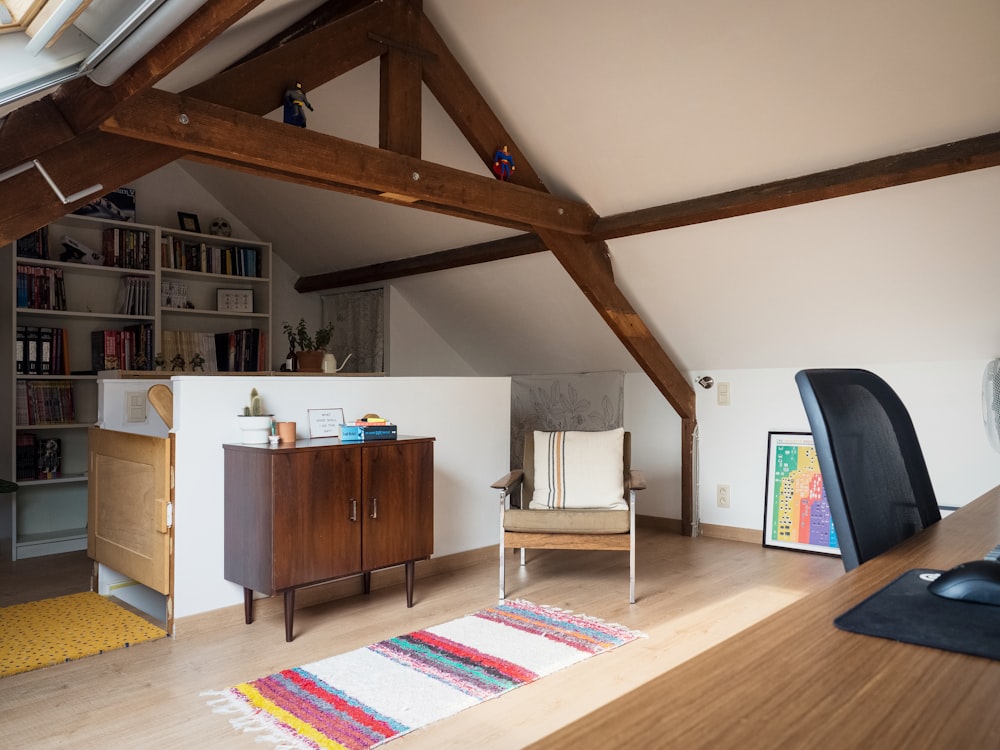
0,592,167,677
206,599,643,749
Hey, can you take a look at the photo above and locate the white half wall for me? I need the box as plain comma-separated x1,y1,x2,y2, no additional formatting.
101,375,510,620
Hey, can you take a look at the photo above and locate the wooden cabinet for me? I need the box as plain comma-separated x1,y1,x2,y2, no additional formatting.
0,214,271,560
223,437,434,641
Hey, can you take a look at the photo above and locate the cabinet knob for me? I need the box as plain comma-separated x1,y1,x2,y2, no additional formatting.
349,499,357,522
370,497,378,519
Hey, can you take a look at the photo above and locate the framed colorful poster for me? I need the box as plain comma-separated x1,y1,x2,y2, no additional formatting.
762,431,840,556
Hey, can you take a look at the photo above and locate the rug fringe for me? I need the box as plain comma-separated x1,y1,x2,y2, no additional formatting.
202,690,314,749
504,599,648,639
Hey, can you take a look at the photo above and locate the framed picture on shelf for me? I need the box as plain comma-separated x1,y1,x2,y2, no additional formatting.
177,211,201,233
217,289,253,313
308,408,346,438
762,431,840,557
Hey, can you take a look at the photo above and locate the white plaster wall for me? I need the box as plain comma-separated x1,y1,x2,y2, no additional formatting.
624,372,683,521
690,360,1000,532
165,375,510,619
387,286,478,376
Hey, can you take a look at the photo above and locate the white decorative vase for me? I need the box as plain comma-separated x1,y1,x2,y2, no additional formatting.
238,415,273,444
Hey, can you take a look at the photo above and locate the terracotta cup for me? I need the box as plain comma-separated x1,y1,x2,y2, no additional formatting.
277,421,296,443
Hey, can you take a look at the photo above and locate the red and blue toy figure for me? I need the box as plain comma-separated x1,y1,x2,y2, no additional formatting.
283,82,314,128
492,145,515,180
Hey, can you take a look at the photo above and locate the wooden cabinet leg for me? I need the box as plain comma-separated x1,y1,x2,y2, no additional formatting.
244,587,254,624
363,570,372,594
284,588,296,642
405,560,415,608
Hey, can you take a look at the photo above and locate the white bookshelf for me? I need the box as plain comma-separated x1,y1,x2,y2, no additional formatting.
1,214,271,559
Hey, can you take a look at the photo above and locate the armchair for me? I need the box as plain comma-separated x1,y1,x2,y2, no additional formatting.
491,428,645,603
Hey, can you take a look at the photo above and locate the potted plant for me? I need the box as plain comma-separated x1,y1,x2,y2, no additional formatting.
238,387,273,444
282,318,335,372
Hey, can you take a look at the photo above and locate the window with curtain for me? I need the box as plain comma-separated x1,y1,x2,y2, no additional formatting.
321,288,385,374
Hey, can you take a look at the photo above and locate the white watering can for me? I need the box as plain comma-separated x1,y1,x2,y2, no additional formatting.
321,352,353,373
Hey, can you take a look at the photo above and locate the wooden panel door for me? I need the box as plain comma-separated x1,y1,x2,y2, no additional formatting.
271,447,362,589
88,427,173,595
362,440,434,571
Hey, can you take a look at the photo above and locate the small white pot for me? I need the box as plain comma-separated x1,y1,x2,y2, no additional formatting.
238,415,273,444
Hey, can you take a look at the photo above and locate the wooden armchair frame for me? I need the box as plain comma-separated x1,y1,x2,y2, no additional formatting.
491,430,646,603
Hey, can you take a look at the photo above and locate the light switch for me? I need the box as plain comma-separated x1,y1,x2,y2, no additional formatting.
717,381,731,406
126,391,147,423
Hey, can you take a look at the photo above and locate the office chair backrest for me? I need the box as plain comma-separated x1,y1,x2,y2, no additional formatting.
795,369,941,571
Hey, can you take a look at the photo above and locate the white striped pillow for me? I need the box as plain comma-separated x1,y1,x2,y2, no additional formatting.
529,428,627,510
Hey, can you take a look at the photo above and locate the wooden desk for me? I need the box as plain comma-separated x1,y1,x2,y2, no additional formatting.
531,485,1000,748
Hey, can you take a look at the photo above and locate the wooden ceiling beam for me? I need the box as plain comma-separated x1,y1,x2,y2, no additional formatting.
535,228,695,421
0,0,265,174
294,233,544,292
378,0,423,157
184,0,392,114
49,0,266,132
594,129,1000,240
310,127,1000,287
419,12,546,192
100,89,598,234
225,0,379,68
0,0,396,244
0,133,183,243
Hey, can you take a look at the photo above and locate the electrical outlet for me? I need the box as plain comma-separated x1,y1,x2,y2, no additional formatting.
717,484,731,508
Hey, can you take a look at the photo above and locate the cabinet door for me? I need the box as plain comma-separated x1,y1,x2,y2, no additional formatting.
272,448,362,589
88,427,172,594
362,441,433,571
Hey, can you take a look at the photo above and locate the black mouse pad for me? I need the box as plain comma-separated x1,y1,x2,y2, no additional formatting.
834,568,1000,661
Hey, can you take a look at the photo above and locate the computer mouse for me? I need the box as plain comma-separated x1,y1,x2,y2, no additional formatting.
928,560,1000,606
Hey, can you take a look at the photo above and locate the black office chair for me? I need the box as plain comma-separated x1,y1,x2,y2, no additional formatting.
795,369,941,571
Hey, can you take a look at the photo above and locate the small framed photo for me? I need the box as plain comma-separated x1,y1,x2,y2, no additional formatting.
308,408,346,438
217,289,253,313
177,211,201,233
762,431,841,557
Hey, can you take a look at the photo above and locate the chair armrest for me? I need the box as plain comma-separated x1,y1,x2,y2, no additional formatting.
491,469,524,492
627,470,647,492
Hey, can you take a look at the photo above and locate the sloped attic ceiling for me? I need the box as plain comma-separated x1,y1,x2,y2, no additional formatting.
153,0,1000,376
3,0,1000,382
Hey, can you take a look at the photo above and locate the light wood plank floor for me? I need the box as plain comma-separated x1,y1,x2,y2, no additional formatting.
0,550,92,608
0,528,842,749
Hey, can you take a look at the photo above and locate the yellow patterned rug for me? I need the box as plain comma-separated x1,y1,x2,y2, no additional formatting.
0,592,167,677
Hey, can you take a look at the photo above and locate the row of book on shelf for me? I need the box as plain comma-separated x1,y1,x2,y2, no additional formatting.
160,328,267,372
91,324,154,371
16,264,67,310
16,324,268,374
16,326,71,375
160,236,262,278
117,275,152,316
17,226,151,270
15,434,63,481
16,380,75,427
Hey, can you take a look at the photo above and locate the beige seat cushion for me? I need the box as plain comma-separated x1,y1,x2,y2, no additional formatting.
504,507,630,534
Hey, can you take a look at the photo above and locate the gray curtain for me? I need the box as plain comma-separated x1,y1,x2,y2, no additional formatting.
321,289,384,373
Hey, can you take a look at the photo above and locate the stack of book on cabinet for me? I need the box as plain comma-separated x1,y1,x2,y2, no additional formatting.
339,416,397,442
